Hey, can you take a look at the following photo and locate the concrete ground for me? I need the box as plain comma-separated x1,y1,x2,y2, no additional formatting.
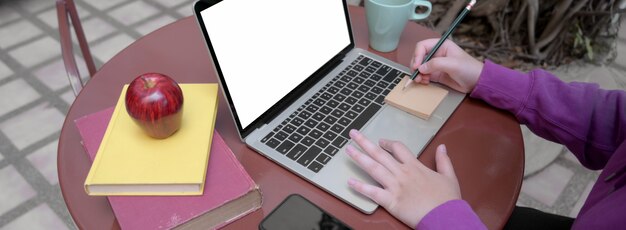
0,0,624,228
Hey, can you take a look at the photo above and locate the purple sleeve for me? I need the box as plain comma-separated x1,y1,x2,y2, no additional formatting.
416,200,486,230
470,60,626,169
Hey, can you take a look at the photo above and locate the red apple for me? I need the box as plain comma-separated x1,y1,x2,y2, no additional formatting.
125,73,184,139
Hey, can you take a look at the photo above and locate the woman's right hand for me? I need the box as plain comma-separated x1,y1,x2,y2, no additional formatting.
410,39,483,93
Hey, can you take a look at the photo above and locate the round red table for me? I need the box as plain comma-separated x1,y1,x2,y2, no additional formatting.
58,6,524,230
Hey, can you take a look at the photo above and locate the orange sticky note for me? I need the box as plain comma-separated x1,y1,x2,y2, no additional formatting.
384,76,448,120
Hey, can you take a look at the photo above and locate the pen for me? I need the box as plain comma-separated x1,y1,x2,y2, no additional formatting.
403,0,476,90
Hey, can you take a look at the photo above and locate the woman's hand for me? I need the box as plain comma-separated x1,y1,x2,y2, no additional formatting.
410,39,483,93
346,129,461,228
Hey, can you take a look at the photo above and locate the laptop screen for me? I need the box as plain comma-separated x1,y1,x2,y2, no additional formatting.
197,0,351,136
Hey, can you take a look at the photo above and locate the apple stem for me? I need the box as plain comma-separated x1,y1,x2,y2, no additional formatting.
143,79,156,88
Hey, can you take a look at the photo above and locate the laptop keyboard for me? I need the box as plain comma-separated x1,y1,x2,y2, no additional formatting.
261,55,405,173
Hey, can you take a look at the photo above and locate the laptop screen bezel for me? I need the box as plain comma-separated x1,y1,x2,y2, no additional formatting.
193,0,355,139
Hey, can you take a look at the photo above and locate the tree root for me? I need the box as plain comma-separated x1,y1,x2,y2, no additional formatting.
426,0,623,68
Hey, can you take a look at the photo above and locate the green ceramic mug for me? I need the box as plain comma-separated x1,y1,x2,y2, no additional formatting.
365,0,432,52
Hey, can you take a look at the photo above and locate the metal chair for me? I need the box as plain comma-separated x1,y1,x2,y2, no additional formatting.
56,0,97,96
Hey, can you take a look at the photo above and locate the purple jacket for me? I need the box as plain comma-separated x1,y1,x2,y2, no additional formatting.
417,60,626,229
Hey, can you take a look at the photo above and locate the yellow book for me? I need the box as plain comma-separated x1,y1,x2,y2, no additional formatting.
84,84,219,196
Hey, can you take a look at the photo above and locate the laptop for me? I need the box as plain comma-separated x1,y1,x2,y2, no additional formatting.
193,0,464,214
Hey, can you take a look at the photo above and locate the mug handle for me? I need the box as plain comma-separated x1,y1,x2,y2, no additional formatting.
410,0,432,20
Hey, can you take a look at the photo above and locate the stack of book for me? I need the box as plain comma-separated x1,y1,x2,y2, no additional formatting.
76,84,262,229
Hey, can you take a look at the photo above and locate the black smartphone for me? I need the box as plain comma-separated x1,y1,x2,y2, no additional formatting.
259,194,352,230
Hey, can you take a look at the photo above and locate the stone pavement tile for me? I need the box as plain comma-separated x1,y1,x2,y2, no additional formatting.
10,0,53,13
584,66,620,90
74,4,92,19
521,163,574,206
34,57,87,92
0,59,12,80
2,204,69,230
176,4,193,17
81,0,126,11
26,140,60,185
608,66,626,89
91,33,135,63
0,79,40,117
110,1,159,26
0,20,43,49
34,59,71,91
37,4,91,29
569,181,595,218
8,36,60,68
0,6,20,25
522,125,563,177
0,102,65,150
152,0,191,8
561,149,582,165
135,15,176,36
0,165,37,216
36,8,58,29
82,17,117,43
60,90,75,105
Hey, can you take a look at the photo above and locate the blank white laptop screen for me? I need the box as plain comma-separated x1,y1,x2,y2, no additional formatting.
200,0,350,129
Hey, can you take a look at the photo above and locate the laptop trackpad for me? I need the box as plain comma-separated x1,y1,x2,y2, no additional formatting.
314,106,439,213
359,106,438,156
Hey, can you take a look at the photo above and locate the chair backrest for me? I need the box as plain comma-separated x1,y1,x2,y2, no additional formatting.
56,0,97,96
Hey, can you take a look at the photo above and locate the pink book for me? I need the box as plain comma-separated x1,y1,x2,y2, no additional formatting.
75,108,262,229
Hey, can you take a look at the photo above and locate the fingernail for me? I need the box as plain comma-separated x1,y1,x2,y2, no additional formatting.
415,76,422,82
349,129,359,138
345,145,355,156
378,139,387,146
437,144,447,153
348,178,357,186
